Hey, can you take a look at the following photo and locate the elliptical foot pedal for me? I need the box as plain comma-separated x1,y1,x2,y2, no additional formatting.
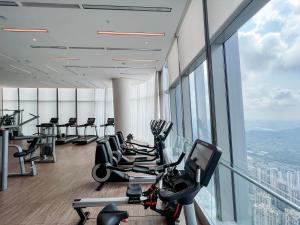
126,184,142,203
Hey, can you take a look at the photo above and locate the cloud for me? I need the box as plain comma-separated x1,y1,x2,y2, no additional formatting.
238,0,300,81
235,0,300,121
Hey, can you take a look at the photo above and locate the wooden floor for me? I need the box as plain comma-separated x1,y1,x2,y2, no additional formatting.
0,142,170,225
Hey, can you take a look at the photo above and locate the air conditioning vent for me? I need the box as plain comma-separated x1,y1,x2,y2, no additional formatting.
30,45,67,49
64,65,88,68
21,2,80,9
82,4,171,12
0,1,18,6
90,66,155,69
69,46,105,50
106,47,161,52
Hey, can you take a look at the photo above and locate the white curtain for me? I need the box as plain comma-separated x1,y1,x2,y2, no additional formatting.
130,75,158,144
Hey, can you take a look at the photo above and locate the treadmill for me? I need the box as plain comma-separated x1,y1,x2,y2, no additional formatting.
72,118,98,145
56,118,78,145
99,118,114,137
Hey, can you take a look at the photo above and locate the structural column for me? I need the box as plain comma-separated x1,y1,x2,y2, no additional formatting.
112,78,132,136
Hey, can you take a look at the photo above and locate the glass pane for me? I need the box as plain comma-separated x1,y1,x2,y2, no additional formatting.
39,88,56,101
182,76,193,141
38,88,57,124
58,88,76,134
105,88,114,135
3,88,18,112
175,83,183,136
195,61,211,143
189,72,198,141
77,89,95,101
19,88,37,135
58,88,75,101
19,88,37,101
3,88,18,101
226,0,300,224
77,89,96,135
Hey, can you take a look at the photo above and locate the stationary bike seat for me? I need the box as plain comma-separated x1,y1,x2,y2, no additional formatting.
97,204,129,225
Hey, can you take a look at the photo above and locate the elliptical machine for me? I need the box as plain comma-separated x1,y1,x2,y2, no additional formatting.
115,121,173,165
92,139,185,190
121,119,166,153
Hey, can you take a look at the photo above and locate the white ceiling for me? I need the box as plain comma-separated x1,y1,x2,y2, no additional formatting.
0,0,190,88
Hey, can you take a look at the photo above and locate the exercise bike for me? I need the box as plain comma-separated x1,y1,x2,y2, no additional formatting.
73,139,222,225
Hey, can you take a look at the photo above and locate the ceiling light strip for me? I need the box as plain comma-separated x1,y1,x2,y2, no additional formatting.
97,31,165,37
2,27,48,32
82,5,171,12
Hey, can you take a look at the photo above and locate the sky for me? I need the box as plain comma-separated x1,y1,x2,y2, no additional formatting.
238,0,300,123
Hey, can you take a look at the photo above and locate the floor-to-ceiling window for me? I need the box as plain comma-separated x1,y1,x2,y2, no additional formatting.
225,0,300,224
187,60,215,220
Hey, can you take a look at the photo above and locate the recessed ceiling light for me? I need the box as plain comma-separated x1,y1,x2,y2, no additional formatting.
2,27,48,32
97,31,165,37
112,58,159,62
49,56,80,61
32,38,37,42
